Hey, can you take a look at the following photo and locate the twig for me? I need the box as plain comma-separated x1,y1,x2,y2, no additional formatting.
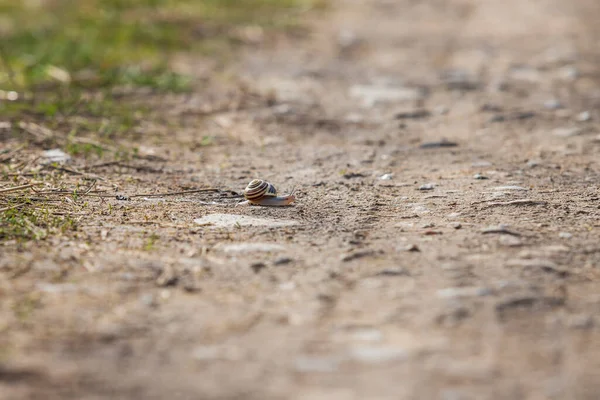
128,189,222,198
125,221,184,228
0,183,40,194
44,164,105,181
110,163,164,173
82,180,97,195
482,226,522,236
485,199,548,208
0,144,25,164
18,122,54,140
84,159,169,171
0,203,26,212
22,188,230,200
83,160,121,170
50,211,90,216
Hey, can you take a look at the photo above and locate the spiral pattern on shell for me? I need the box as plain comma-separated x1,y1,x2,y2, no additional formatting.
243,179,277,201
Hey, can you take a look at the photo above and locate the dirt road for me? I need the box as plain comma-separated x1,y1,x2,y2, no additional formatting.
2,0,600,399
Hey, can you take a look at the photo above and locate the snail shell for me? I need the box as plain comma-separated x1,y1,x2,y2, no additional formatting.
243,179,278,201
239,179,295,207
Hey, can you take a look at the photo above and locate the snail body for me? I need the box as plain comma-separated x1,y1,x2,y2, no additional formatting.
238,179,295,207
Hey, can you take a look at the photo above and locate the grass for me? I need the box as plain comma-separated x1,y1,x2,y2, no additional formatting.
0,204,77,241
0,0,318,91
0,0,321,154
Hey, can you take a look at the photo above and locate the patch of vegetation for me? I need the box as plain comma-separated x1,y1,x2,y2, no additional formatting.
143,233,160,251
0,0,322,157
0,0,320,91
0,204,77,241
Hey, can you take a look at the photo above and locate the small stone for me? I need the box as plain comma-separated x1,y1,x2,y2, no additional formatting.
439,69,480,91
337,29,360,50
451,223,462,229
543,99,563,110
36,283,78,294
567,314,594,329
183,281,201,293
279,281,296,291
342,250,379,262
375,267,409,276
379,173,393,180
214,242,285,254
480,103,503,113
420,140,458,149
515,111,537,120
273,257,293,266
412,204,430,214
558,232,573,239
489,111,535,123
422,223,435,228
404,244,420,252
250,262,267,273
294,356,340,372
553,127,583,137
488,115,505,123
156,266,177,287
473,173,488,180
273,104,292,115
493,185,528,191
349,328,384,342
498,235,523,247
395,109,431,119
349,346,409,363
116,195,130,201
576,111,591,122
343,171,367,179
558,65,579,81
508,65,541,83
419,183,436,191
139,294,157,307
482,225,521,236
436,286,491,299
526,160,541,168
349,84,424,107
46,66,71,83
435,105,449,115
41,149,71,164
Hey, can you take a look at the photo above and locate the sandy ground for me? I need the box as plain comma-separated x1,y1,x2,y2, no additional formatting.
2,0,600,399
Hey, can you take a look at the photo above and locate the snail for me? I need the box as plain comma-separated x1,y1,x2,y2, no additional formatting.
237,179,296,207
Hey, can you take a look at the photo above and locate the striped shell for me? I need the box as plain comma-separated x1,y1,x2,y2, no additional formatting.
243,179,277,201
